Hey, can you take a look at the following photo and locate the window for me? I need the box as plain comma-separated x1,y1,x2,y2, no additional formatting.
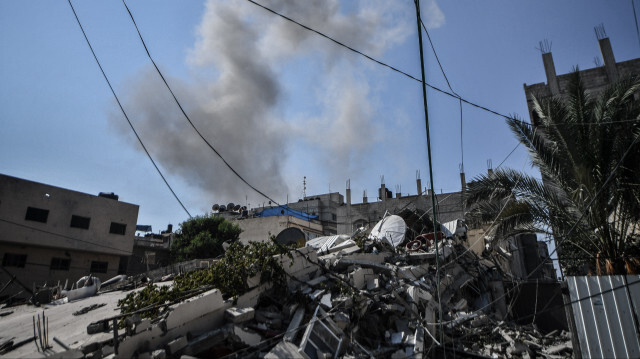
332,214,337,221
2,253,27,268
70,215,91,229
50,257,70,271
25,207,49,223
90,261,108,273
109,222,127,235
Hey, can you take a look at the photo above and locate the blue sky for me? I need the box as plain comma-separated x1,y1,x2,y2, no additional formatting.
1,1,637,233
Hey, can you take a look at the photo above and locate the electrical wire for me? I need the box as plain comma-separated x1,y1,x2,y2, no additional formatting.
66,0,192,218
0,217,132,255
244,0,519,123
121,0,280,207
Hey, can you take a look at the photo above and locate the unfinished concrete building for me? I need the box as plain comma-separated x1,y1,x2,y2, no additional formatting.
523,33,640,123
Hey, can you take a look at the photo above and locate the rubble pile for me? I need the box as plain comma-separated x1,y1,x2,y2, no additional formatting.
63,221,572,359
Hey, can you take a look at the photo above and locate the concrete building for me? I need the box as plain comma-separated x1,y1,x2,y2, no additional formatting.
523,34,640,123
287,193,343,235
0,174,139,298
214,205,323,244
128,230,173,275
337,178,465,235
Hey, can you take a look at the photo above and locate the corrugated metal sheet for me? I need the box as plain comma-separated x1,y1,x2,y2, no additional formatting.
567,275,640,358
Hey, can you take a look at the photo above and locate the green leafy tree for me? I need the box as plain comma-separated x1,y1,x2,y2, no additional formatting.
467,71,640,275
170,214,242,262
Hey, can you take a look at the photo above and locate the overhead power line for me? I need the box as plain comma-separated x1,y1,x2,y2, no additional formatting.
66,0,192,218
0,217,132,255
121,0,280,207
245,0,518,123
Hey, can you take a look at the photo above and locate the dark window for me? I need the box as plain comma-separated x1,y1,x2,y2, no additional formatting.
332,214,337,221
109,222,127,235
25,207,49,223
90,261,108,273
2,253,27,268
70,215,91,229
50,257,71,271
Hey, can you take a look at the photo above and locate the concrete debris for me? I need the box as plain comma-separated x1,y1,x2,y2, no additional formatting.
1,223,575,358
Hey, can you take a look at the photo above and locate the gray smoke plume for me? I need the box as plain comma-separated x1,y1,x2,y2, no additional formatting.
112,0,443,210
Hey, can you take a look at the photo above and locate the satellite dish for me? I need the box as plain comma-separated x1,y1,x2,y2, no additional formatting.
227,203,235,210
234,204,241,211
212,204,220,211
219,205,227,212
368,215,406,247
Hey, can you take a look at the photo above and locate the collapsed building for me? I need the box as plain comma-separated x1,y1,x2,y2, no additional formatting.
0,209,578,358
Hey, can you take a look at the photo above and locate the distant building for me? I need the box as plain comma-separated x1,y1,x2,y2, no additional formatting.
523,34,640,124
128,225,173,275
216,205,324,244
336,177,465,235
0,174,139,298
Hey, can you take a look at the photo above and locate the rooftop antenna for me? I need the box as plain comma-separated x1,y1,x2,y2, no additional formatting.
416,170,421,180
594,23,607,40
487,159,493,171
303,176,307,198
380,175,385,185
536,39,552,54
346,179,350,190
459,163,464,174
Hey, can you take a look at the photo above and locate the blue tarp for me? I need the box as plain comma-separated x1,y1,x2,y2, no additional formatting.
255,205,318,221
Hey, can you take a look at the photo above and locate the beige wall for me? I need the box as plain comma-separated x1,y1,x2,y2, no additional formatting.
0,242,122,293
234,215,323,244
0,174,139,256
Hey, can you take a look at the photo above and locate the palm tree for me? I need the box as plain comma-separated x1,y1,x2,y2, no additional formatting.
466,70,640,275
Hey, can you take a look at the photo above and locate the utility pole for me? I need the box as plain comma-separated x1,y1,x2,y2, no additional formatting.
414,0,443,343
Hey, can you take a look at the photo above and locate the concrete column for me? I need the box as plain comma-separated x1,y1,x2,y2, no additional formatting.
599,37,618,83
346,182,352,232
542,52,560,96
363,190,368,204
416,178,422,196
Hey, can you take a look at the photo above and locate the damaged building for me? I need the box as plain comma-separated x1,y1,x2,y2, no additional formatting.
0,212,579,358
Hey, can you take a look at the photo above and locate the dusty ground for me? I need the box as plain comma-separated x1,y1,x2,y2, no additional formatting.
0,289,137,358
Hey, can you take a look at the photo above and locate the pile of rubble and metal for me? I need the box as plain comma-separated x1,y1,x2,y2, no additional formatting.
34,213,569,359
1,213,574,358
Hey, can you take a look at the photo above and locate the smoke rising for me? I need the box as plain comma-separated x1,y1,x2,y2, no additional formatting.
112,0,444,210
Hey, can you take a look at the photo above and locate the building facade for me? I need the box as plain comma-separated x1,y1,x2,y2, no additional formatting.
0,174,139,298
523,35,640,122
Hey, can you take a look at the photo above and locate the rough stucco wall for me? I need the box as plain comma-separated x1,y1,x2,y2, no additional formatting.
0,174,139,256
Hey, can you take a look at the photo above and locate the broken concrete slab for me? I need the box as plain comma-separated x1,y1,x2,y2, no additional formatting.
349,268,374,290
225,307,255,324
283,307,305,342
